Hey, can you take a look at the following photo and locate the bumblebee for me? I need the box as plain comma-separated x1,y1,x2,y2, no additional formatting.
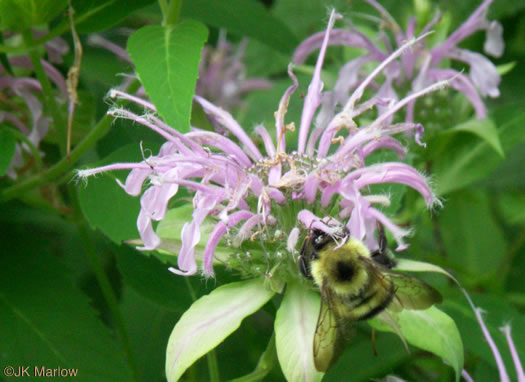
298,226,442,372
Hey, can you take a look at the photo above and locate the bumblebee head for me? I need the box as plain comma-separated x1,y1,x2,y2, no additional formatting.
310,238,371,296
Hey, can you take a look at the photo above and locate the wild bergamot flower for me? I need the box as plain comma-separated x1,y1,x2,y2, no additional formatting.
293,0,503,123
78,10,465,382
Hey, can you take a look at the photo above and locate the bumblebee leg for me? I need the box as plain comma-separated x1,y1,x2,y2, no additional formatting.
298,254,312,279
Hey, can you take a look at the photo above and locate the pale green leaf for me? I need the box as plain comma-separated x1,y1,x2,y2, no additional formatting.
443,118,503,157
275,283,323,382
496,62,516,76
127,21,208,133
165,278,274,382
370,307,464,381
395,258,457,282
433,105,525,195
438,190,507,278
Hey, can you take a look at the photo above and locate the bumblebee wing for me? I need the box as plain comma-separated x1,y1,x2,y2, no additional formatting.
388,272,442,310
313,286,345,372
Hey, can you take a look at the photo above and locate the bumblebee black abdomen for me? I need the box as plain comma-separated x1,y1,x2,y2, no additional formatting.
339,276,395,321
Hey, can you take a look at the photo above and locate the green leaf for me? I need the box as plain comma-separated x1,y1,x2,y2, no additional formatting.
0,227,133,381
497,192,525,224
0,0,67,31
432,105,525,195
77,144,155,244
438,190,507,279
74,0,156,34
479,143,525,190
165,278,274,382
116,244,195,311
120,286,182,382
395,258,457,281
0,129,16,176
497,62,516,76
274,283,323,382
325,330,410,381
370,307,464,381
127,22,208,133
443,118,503,157
181,0,297,54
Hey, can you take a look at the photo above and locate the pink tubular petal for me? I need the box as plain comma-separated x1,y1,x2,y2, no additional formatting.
427,69,486,119
346,162,437,207
362,137,406,159
304,175,320,204
194,95,262,161
203,222,227,277
41,60,67,96
140,182,179,221
255,124,275,157
88,34,132,62
297,210,342,233
121,167,152,196
461,370,475,382
448,49,500,98
187,130,252,167
298,10,342,154
320,182,340,207
109,89,157,112
367,208,411,251
293,28,384,65
234,214,263,247
175,194,220,275
433,0,493,58
500,325,525,382
136,209,161,250
238,78,272,93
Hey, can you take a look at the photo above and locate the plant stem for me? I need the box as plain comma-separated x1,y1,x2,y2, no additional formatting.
184,278,220,382
22,30,67,156
75,218,141,382
158,0,169,22
0,81,141,202
165,0,183,26
229,332,276,382
206,349,221,382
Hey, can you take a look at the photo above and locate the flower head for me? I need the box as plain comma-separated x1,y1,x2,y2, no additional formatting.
78,10,443,281
293,0,503,121
0,32,68,178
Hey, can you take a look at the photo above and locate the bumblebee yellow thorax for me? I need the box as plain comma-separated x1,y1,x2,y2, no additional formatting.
310,238,371,296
